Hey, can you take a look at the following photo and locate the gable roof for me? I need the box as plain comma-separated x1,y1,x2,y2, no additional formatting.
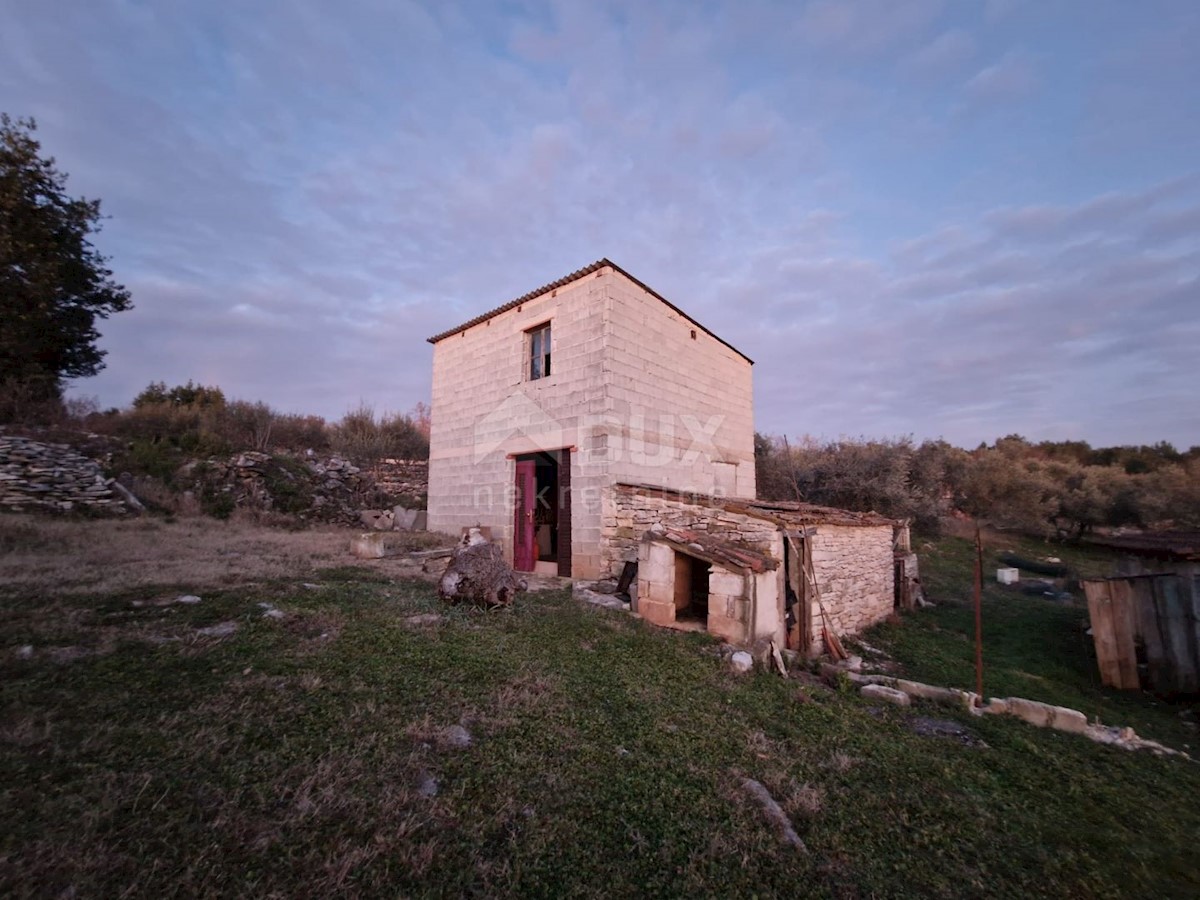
425,258,753,364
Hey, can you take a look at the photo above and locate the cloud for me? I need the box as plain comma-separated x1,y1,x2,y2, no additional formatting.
797,0,945,55
963,51,1038,105
1,0,1196,449
984,0,1027,24
738,177,1200,446
900,29,976,79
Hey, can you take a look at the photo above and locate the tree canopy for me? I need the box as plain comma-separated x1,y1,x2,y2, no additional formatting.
0,114,131,414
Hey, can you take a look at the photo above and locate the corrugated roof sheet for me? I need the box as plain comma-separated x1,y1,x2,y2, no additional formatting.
425,258,753,364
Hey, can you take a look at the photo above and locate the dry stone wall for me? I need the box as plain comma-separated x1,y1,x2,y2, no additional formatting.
0,430,432,525
809,525,895,654
182,452,377,524
0,432,126,514
366,458,428,507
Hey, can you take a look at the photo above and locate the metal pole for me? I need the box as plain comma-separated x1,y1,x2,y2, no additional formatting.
974,522,984,703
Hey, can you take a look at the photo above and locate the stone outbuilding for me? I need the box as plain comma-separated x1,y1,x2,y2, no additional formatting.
617,483,906,655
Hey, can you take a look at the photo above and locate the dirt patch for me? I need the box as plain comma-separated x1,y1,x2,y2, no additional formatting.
908,716,988,748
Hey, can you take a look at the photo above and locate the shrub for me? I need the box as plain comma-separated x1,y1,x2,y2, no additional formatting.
331,403,429,462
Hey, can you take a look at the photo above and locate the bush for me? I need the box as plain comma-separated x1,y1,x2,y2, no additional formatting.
133,380,225,410
755,434,959,531
756,431,1200,538
331,403,429,462
270,413,329,452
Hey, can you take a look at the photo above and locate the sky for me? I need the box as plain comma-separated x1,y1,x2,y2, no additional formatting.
2,0,1198,449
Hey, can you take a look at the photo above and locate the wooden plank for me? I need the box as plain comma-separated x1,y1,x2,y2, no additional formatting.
1133,577,1170,692
1083,580,1123,689
556,448,572,577
795,536,813,654
1106,579,1142,690
785,537,801,651
1155,576,1198,694
784,534,814,655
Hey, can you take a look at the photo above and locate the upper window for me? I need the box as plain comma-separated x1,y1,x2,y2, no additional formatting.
527,322,551,380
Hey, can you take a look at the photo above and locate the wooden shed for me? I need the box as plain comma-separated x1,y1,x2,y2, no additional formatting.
1082,534,1200,696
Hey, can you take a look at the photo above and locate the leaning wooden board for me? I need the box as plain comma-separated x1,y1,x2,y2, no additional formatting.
1106,579,1142,690
1082,580,1139,690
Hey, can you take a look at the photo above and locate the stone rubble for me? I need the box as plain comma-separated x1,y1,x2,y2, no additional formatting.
0,432,126,514
860,684,911,706
441,724,473,749
414,770,440,799
827,661,1192,759
730,650,754,673
1,430,433,526
572,582,631,611
184,452,429,527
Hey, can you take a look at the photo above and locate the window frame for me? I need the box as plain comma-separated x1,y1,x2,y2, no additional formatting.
526,321,552,381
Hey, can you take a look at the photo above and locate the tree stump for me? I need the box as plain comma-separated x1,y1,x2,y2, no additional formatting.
438,538,528,608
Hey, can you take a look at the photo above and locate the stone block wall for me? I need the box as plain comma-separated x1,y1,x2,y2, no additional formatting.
601,274,756,499
0,433,125,514
635,541,677,627
427,263,757,580
367,458,429,507
808,525,895,655
602,484,780,577
635,539,750,644
427,269,612,577
706,568,751,644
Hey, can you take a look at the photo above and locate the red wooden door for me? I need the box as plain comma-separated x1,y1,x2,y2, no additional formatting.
513,460,537,571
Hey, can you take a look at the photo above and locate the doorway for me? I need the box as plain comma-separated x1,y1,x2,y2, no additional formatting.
673,553,711,624
513,449,571,576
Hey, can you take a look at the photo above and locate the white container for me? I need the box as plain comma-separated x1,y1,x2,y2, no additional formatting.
997,567,1020,585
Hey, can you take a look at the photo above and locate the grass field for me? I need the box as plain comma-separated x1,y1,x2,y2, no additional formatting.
2,516,1198,898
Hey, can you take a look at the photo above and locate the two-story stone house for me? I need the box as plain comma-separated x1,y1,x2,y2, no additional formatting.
427,259,908,654
426,259,756,582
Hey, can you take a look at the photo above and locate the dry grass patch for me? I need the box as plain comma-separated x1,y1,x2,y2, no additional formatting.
824,751,860,774
0,515,342,595
0,514,454,597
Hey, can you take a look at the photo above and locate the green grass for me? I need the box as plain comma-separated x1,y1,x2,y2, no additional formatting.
2,549,1199,897
891,534,1200,747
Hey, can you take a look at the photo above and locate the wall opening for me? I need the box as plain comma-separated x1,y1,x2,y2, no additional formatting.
674,553,711,625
